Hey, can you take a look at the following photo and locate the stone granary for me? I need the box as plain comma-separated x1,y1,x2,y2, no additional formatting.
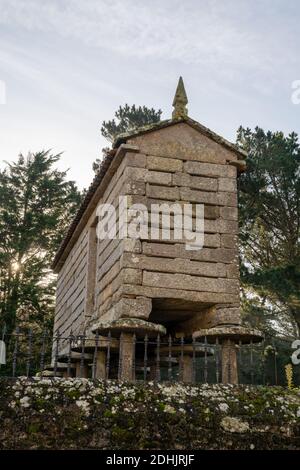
51,77,262,383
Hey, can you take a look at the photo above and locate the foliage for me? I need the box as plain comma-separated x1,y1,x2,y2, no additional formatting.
285,364,294,389
0,151,82,334
237,127,300,334
93,104,162,173
101,104,162,143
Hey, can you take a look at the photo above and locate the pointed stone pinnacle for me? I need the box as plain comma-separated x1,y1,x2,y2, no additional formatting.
172,76,188,119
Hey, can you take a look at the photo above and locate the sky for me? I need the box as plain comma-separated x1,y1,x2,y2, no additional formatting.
0,0,300,189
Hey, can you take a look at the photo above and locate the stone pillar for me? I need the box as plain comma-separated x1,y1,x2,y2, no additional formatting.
221,339,238,384
119,332,135,381
179,355,193,383
62,370,73,379
75,362,89,378
95,350,106,379
148,365,154,380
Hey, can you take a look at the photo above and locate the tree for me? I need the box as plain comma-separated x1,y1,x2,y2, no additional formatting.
101,104,162,143
237,126,300,335
93,104,162,173
0,151,82,334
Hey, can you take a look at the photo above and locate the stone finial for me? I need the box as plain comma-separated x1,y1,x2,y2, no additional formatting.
172,76,188,119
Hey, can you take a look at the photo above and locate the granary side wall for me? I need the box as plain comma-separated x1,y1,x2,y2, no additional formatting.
53,227,89,346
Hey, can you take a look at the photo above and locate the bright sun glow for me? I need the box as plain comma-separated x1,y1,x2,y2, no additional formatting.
11,262,21,272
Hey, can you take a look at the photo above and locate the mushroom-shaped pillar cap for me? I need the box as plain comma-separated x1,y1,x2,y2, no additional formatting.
157,344,214,357
91,318,166,338
36,370,63,377
193,325,263,345
59,351,94,362
71,336,119,352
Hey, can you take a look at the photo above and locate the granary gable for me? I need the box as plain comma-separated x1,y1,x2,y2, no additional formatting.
51,78,246,273
113,116,246,163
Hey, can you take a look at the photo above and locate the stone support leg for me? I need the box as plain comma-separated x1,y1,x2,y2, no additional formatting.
179,355,193,383
149,365,157,381
75,362,89,378
95,350,106,379
119,332,135,381
62,370,73,378
221,339,238,384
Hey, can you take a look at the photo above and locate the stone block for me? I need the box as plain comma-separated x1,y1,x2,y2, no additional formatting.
123,166,147,181
180,187,237,207
142,271,239,294
123,167,173,187
226,263,239,278
146,170,172,186
127,195,219,219
220,207,238,220
221,234,238,248
184,161,236,178
146,184,180,201
218,177,237,192
204,219,238,234
121,268,142,285
121,283,240,305
147,155,183,172
123,238,142,253
123,152,146,168
173,172,217,192
123,180,146,196
204,205,220,219
122,252,227,278
115,296,152,320
142,242,237,264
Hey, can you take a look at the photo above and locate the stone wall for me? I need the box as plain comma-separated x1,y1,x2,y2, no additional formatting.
53,148,144,346
53,229,89,347
1,378,299,450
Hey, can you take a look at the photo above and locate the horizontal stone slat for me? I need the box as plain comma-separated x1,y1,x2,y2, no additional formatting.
122,252,227,277
143,271,239,294
184,161,236,178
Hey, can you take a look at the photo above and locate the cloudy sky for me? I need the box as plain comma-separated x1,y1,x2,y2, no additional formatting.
0,0,300,189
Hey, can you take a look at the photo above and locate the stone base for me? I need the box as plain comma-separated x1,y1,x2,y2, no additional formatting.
75,362,89,378
118,332,135,381
221,339,238,384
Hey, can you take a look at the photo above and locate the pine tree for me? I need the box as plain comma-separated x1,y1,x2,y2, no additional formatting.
101,104,162,142
0,151,82,334
93,104,162,173
237,127,300,335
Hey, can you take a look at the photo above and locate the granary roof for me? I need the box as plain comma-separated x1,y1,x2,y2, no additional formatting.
52,78,246,272
113,115,247,159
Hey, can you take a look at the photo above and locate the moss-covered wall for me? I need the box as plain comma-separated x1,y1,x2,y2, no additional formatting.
0,378,299,450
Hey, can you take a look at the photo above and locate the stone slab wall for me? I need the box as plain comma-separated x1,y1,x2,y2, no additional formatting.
53,229,89,348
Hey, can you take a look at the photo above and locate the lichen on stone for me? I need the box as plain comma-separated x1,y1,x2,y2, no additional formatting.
0,378,299,449
221,416,250,433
